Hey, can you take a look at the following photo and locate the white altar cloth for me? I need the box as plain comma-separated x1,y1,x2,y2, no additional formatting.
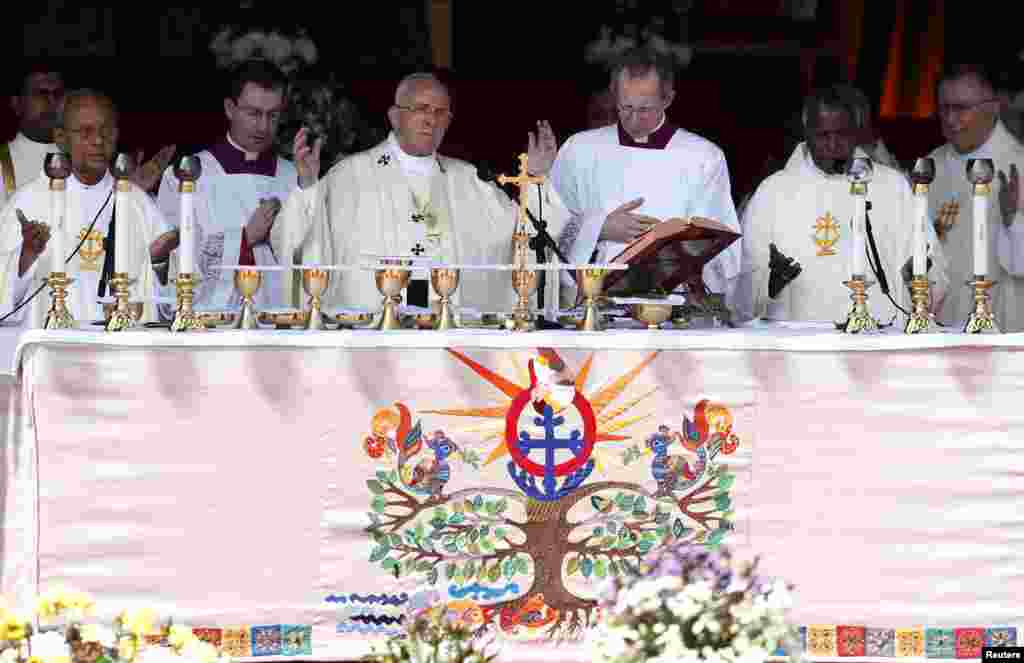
2,327,1023,662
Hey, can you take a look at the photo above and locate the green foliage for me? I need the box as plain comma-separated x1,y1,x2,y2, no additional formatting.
622,444,644,466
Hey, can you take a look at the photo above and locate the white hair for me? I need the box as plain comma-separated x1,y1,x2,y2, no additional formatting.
394,73,448,106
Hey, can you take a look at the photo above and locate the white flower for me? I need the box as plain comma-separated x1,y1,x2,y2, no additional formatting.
136,645,182,663
30,631,71,660
80,623,116,648
2,649,19,663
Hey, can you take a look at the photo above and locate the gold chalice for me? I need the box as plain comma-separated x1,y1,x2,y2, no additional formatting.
233,268,263,330
371,260,412,330
302,268,330,330
632,302,672,330
510,267,538,332
430,267,460,331
578,267,608,331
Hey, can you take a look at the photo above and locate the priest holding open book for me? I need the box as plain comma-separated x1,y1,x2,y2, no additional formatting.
551,47,742,305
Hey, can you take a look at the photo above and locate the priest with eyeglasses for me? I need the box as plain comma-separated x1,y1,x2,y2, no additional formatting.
0,90,176,327
274,72,571,312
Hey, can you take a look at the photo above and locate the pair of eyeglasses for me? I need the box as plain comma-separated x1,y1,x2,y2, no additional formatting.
396,104,453,121
617,104,660,117
937,99,997,117
65,127,117,142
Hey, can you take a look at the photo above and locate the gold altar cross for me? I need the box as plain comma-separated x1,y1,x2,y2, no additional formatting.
497,153,545,229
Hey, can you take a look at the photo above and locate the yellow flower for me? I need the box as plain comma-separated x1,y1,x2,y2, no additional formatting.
119,608,157,637
117,635,138,662
45,656,70,663
168,625,195,649
4,613,29,641
26,657,43,663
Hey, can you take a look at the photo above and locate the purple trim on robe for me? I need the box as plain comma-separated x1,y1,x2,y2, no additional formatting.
617,120,678,150
207,139,278,176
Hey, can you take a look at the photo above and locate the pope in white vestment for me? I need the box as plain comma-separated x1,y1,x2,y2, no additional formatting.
928,119,1024,330
742,143,949,323
274,74,569,313
0,171,170,327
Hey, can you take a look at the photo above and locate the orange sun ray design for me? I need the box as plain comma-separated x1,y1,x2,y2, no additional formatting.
432,349,659,466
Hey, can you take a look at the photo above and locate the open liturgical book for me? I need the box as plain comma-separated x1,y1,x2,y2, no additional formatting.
602,217,741,302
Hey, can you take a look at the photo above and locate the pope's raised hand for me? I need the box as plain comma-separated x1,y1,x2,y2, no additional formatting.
526,120,557,176
998,163,1020,225
599,198,660,243
294,128,323,190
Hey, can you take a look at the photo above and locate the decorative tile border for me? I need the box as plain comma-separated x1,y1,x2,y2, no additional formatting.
773,626,1018,660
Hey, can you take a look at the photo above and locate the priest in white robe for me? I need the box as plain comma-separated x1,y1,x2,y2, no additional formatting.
158,60,297,311
742,85,949,323
274,73,569,313
928,64,1024,331
550,48,742,305
0,90,176,328
1,64,64,205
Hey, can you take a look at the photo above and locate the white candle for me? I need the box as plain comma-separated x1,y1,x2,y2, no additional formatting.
851,195,866,278
180,187,195,274
973,190,988,276
912,189,927,276
115,180,130,274
50,185,65,273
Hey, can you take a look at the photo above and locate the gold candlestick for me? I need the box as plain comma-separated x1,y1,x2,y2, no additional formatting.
302,268,330,330
838,277,879,334
904,276,938,334
510,268,538,332
579,267,608,331
962,276,1000,334
430,267,460,331
171,272,205,332
43,272,75,329
105,272,137,331
233,268,262,330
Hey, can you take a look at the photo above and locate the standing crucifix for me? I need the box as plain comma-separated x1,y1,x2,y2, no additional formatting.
498,153,545,266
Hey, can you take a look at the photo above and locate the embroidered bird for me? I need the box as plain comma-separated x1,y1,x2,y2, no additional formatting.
527,354,576,415
408,430,459,498
646,425,705,497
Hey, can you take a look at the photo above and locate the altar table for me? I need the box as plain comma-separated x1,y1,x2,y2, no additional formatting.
2,325,1023,662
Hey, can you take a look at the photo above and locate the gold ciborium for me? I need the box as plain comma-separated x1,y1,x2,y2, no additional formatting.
578,267,608,331
430,267,460,331
233,268,263,330
171,272,205,332
632,301,672,329
44,272,75,329
510,268,538,332
105,272,138,332
371,260,412,330
302,268,330,330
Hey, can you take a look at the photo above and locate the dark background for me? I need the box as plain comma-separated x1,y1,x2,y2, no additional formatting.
2,1,1022,202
